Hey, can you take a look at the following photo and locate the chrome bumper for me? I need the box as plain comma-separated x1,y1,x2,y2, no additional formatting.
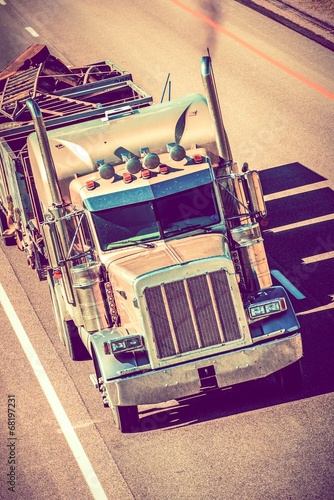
105,333,302,406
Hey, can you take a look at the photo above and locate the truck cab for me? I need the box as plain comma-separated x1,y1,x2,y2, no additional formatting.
21,58,303,432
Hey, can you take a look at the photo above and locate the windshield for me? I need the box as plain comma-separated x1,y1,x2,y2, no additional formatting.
92,183,221,250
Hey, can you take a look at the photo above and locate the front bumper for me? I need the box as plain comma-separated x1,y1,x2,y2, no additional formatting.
105,332,302,406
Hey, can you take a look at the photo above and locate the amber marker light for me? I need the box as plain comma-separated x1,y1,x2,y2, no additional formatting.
159,164,169,174
193,154,203,163
141,169,151,179
123,172,133,184
86,180,96,190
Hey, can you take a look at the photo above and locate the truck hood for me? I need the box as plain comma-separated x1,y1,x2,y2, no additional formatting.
105,231,232,328
106,232,229,280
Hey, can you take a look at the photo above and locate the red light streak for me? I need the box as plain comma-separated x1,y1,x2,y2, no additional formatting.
171,0,334,101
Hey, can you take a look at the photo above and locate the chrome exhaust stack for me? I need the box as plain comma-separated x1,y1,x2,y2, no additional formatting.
201,56,233,172
26,99,62,207
26,98,75,302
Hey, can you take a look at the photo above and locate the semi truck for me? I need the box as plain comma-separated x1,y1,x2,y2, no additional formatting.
0,47,303,432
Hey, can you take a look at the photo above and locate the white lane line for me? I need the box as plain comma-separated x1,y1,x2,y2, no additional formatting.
263,180,332,201
25,27,39,37
297,301,334,316
302,251,334,264
0,284,108,500
263,213,334,234
270,270,306,299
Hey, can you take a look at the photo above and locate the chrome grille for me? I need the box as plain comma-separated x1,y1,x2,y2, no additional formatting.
144,270,242,359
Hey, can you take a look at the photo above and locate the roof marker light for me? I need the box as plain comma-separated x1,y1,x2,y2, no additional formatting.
123,172,133,184
141,169,151,179
86,180,96,190
193,154,203,163
159,164,169,174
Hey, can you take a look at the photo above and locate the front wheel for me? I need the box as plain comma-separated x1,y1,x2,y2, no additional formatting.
275,359,303,394
111,404,139,433
92,350,139,432
47,271,89,361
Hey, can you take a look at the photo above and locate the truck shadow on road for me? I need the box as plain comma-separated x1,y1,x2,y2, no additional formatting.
133,162,334,433
135,315,334,433
260,162,333,310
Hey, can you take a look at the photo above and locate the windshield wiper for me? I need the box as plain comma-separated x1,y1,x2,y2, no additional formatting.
109,239,156,249
129,240,156,248
165,224,213,237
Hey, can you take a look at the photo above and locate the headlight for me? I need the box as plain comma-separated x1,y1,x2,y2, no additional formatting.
248,298,287,320
104,335,144,355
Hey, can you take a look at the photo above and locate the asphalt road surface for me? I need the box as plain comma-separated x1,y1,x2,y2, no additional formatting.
0,1,333,499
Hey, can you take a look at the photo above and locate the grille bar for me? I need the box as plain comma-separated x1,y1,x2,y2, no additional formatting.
183,278,203,348
160,283,180,354
205,273,226,342
144,270,242,359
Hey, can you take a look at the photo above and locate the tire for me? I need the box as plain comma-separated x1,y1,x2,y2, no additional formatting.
111,404,139,433
47,271,89,361
92,349,139,433
276,359,303,394
92,349,138,432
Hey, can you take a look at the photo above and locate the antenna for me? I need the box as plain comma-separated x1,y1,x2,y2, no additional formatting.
160,73,171,103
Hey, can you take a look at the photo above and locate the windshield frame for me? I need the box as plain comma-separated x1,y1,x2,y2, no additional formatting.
91,182,221,251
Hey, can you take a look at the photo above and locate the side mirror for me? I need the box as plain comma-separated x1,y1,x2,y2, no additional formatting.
243,171,267,217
